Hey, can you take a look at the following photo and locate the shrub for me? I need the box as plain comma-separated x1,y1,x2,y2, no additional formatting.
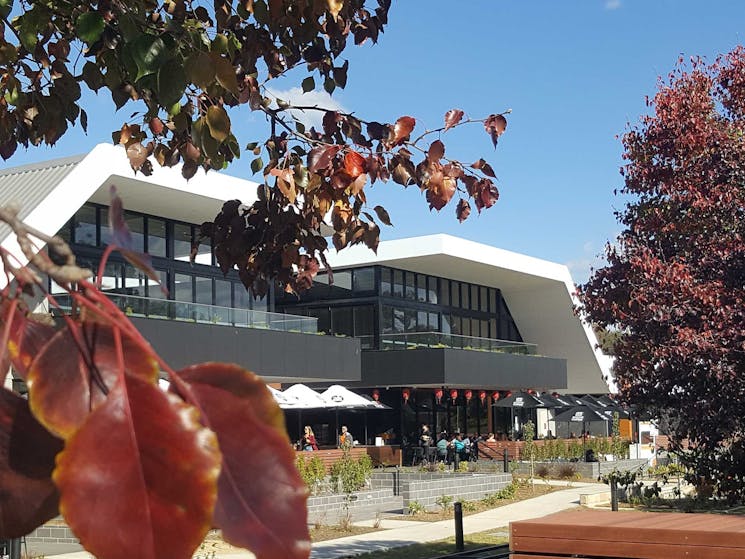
460,500,478,512
295,454,326,494
557,464,577,480
457,460,470,473
535,465,551,479
329,452,373,494
435,494,454,511
407,500,425,516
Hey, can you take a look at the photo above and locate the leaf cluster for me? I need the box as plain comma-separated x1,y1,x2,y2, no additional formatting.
0,202,310,559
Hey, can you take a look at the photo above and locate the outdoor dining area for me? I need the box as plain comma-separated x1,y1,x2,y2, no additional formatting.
265,384,633,467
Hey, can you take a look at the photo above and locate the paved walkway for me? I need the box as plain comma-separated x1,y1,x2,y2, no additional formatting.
47,481,606,559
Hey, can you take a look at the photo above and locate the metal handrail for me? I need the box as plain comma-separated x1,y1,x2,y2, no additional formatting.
380,331,536,355
53,292,318,333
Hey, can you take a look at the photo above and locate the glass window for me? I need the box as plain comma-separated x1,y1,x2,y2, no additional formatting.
253,291,268,312
174,274,193,302
313,272,330,286
440,279,450,306
405,272,416,300
353,306,374,337
148,218,167,257
195,276,212,305
353,267,374,292
427,276,438,304
393,308,404,333
471,284,479,311
461,316,471,337
174,224,192,261
450,281,459,308
74,205,97,246
417,311,427,331
393,270,404,298
99,261,122,293
194,237,212,266
489,318,497,339
125,212,145,252
124,264,146,297
489,289,497,314
450,315,461,335
417,275,427,302
480,319,488,339
480,286,488,312
215,279,231,307
147,269,168,299
404,308,416,332
57,219,72,243
332,270,352,296
441,313,451,334
332,307,353,336
234,282,251,309
381,268,392,296
471,318,481,338
308,307,331,333
382,305,393,334
462,283,470,310
100,207,112,246
429,312,439,330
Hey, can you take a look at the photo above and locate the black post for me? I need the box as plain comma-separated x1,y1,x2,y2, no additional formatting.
453,449,460,471
9,538,20,559
611,479,619,512
503,448,509,473
454,502,464,552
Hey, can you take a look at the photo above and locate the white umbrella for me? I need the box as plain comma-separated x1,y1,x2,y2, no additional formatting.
321,385,376,409
282,383,330,409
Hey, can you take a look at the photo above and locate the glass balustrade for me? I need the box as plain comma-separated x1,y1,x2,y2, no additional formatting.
380,331,536,355
53,293,318,334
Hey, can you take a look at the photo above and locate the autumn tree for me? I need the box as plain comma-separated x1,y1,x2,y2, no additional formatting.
579,48,745,501
0,1,510,558
0,0,507,296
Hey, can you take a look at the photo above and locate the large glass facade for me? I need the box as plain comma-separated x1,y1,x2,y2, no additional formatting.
57,202,269,313
277,265,525,349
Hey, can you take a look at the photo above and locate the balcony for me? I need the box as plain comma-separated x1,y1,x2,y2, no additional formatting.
54,293,318,334
379,332,537,355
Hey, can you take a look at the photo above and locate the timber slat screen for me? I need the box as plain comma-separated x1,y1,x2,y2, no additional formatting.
510,510,745,559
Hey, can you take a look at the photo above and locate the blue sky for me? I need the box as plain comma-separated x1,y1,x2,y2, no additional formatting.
6,1,745,283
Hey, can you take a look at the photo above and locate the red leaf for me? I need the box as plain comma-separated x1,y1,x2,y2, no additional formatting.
373,205,393,226
54,376,219,559
427,140,445,164
444,109,464,131
343,150,366,179
425,171,456,211
471,158,496,178
456,198,471,223
484,114,507,148
174,364,310,559
307,145,340,173
125,142,148,169
27,324,160,439
389,116,415,146
0,388,62,538
1,302,55,381
269,168,297,204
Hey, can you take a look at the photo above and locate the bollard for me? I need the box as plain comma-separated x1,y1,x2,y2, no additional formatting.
503,448,509,473
611,479,619,512
453,451,460,472
454,502,464,552
9,538,21,559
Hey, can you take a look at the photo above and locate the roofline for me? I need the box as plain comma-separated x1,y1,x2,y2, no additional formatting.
0,153,86,176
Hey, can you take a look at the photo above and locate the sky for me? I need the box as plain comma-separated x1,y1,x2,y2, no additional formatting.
5,1,745,283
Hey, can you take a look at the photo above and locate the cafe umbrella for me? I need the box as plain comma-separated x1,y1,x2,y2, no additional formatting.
493,391,551,438
552,405,609,438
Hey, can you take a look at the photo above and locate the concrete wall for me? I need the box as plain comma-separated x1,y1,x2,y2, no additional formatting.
306,488,402,523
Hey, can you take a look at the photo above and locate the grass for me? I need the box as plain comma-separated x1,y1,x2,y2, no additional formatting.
351,529,508,559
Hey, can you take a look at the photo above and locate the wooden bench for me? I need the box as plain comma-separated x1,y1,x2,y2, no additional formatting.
511,509,745,559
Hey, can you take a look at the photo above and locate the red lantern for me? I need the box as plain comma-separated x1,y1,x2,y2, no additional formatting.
506,391,513,398
435,389,443,404
465,389,473,402
402,388,410,402
491,391,500,401
527,389,535,395
450,389,458,402
479,390,487,403
372,389,380,401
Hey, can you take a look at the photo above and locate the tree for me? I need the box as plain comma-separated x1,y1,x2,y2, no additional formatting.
579,48,745,501
0,0,507,296
0,1,510,558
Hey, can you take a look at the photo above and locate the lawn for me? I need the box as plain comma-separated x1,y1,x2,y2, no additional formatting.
350,529,508,559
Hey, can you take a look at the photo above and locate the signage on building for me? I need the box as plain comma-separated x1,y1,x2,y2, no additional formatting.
514,397,524,407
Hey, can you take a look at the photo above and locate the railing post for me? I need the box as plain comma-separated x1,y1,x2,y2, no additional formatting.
503,448,509,473
454,502,464,552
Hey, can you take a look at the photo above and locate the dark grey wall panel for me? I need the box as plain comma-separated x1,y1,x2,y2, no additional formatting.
130,318,361,382
361,349,566,389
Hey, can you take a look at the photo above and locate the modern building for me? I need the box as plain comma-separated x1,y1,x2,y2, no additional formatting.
0,144,613,443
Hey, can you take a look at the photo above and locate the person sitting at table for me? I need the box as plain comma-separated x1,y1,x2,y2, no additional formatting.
436,432,449,462
302,425,318,451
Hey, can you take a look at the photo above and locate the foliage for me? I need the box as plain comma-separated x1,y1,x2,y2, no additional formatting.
600,467,642,490
457,460,470,473
0,203,309,559
459,499,477,513
522,420,535,483
579,47,745,501
434,494,453,511
481,480,518,506
535,465,550,479
329,451,372,494
556,464,577,480
406,500,424,516
295,454,326,495
0,0,508,297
